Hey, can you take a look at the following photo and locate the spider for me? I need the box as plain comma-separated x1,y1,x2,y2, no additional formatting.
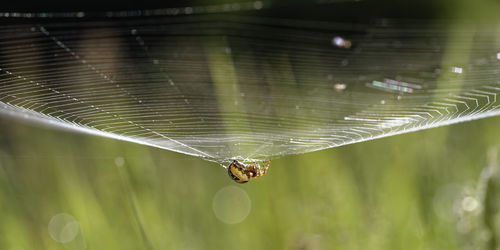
225,160,270,184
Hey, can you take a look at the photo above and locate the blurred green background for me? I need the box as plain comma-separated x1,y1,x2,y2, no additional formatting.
1,1,500,249
0,112,499,250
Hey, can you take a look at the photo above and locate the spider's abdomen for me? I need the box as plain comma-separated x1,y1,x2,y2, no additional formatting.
227,160,250,183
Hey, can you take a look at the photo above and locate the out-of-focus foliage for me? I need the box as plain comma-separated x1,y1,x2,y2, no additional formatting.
0,113,499,250
1,1,500,249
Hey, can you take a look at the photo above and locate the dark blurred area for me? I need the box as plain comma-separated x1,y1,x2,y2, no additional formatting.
0,0,455,19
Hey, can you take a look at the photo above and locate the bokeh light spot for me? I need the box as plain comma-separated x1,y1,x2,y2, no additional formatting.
114,156,125,167
461,196,479,212
48,213,80,243
212,186,251,224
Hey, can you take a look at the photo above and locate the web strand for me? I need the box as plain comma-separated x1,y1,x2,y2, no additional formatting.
1,14,500,162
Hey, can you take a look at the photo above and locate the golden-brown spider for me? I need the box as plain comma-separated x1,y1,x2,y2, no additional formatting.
224,160,270,184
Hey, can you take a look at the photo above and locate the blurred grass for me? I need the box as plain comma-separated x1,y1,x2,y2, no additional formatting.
0,114,499,250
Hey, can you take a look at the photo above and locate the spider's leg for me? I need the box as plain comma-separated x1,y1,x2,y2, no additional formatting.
249,161,270,179
261,160,270,175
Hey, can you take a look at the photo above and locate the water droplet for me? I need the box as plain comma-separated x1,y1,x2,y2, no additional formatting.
451,66,463,74
332,36,345,47
333,83,346,92
332,36,351,49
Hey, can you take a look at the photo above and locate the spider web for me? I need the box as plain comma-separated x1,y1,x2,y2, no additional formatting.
1,3,500,163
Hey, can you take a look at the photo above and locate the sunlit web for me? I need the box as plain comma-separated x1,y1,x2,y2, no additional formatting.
1,2,500,163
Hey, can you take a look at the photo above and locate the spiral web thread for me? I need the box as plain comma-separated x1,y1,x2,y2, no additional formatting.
1,10,500,163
